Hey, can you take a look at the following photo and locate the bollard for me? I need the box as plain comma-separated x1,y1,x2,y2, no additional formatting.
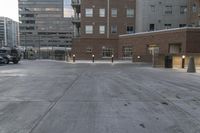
73,54,76,63
92,54,95,63
187,56,196,73
182,55,185,68
111,55,114,63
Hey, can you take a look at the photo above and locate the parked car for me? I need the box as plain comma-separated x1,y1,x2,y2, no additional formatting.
0,47,21,64
0,55,6,64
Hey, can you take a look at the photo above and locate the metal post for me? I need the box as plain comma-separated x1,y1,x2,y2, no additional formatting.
73,54,76,62
38,36,41,59
111,54,114,63
92,54,95,63
182,55,185,68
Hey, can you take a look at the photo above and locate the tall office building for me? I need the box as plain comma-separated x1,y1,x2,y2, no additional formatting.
18,0,73,48
187,0,200,26
72,0,136,59
0,17,19,47
136,0,187,32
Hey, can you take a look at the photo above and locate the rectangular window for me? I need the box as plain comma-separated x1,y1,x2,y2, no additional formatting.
164,24,172,29
85,8,93,17
126,9,134,17
127,26,134,34
180,6,187,14
149,24,155,31
102,48,114,58
123,47,133,58
150,5,155,12
165,5,172,14
179,24,186,27
111,8,117,17
192,4,197,13
99,8,105,17
99,25,105,34
111,25,117,33
169,44,182,54
85,25,93,34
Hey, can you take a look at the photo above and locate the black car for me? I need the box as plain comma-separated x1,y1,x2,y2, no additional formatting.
0,56,6,64
0,48,21,64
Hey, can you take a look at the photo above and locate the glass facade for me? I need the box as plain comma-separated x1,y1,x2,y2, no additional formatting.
19,0,73,48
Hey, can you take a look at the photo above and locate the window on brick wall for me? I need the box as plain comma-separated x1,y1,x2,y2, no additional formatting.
127,26,134,34
123,46,133,58
99,8,105,17
111,8,117,17
85,8,93,17
111,25,117,33
126,9,134,17
99,25,105,34
102,48,114,58
85,25,93,34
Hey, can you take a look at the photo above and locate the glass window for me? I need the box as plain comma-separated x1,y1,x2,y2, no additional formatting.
99,25,105,34
85,8,93,17
150,5,155,12
111,25,117,33
164,24,172,29
99,8,105,17
123,47,133,58
85,25,93,34
180,6,187,14
165,5,172,14
127,26,134,34
179,24,186,27
149,24,155,31
126,9,134,17
102,48,114,58
111,9,117,17
169,44,182,54
192,4,197,13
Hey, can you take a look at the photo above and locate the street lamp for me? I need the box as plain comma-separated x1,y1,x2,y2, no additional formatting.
92,54,95,63
137,56,141,59
73,54,76,62
182,55,186,68
111,54,114,63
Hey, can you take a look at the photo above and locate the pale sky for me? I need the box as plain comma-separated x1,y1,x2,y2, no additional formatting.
0,0,73,22
0,0,19,21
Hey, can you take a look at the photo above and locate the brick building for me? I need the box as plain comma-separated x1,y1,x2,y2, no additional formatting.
72,0,136,60
119,27,200,67
71,0,200,68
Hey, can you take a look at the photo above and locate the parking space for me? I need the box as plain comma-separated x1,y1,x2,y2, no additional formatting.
0,60,200,133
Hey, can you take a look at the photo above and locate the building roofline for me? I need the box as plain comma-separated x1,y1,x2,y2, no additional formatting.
119,27,200,38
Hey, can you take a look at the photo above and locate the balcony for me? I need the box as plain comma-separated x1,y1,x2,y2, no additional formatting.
71,0,81,8
72,17,81,26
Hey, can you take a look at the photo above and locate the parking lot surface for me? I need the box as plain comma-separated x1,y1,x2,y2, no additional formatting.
0,60,200,133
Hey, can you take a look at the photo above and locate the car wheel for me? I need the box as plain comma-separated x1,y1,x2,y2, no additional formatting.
13,60,19,64
5,59,9,64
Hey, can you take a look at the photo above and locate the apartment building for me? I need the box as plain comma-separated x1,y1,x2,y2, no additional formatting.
19,0,73,48
136,0,187,32
0,17,19,47
72,0,136,60
187,0,200,26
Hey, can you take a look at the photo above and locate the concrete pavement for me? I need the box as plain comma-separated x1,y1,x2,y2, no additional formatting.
0,60,200,133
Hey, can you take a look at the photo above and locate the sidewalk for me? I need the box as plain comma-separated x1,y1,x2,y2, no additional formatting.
173,67,200,73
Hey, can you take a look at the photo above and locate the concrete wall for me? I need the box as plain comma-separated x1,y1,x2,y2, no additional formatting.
136,0,187,32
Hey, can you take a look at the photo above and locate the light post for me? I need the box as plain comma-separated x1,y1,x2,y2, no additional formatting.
111,54,114,63
73,54,76,62
92,54,95,63
182,55,186,68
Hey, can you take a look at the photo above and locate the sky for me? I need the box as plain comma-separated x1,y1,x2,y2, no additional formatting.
0,0,19,21
0,0,73,22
